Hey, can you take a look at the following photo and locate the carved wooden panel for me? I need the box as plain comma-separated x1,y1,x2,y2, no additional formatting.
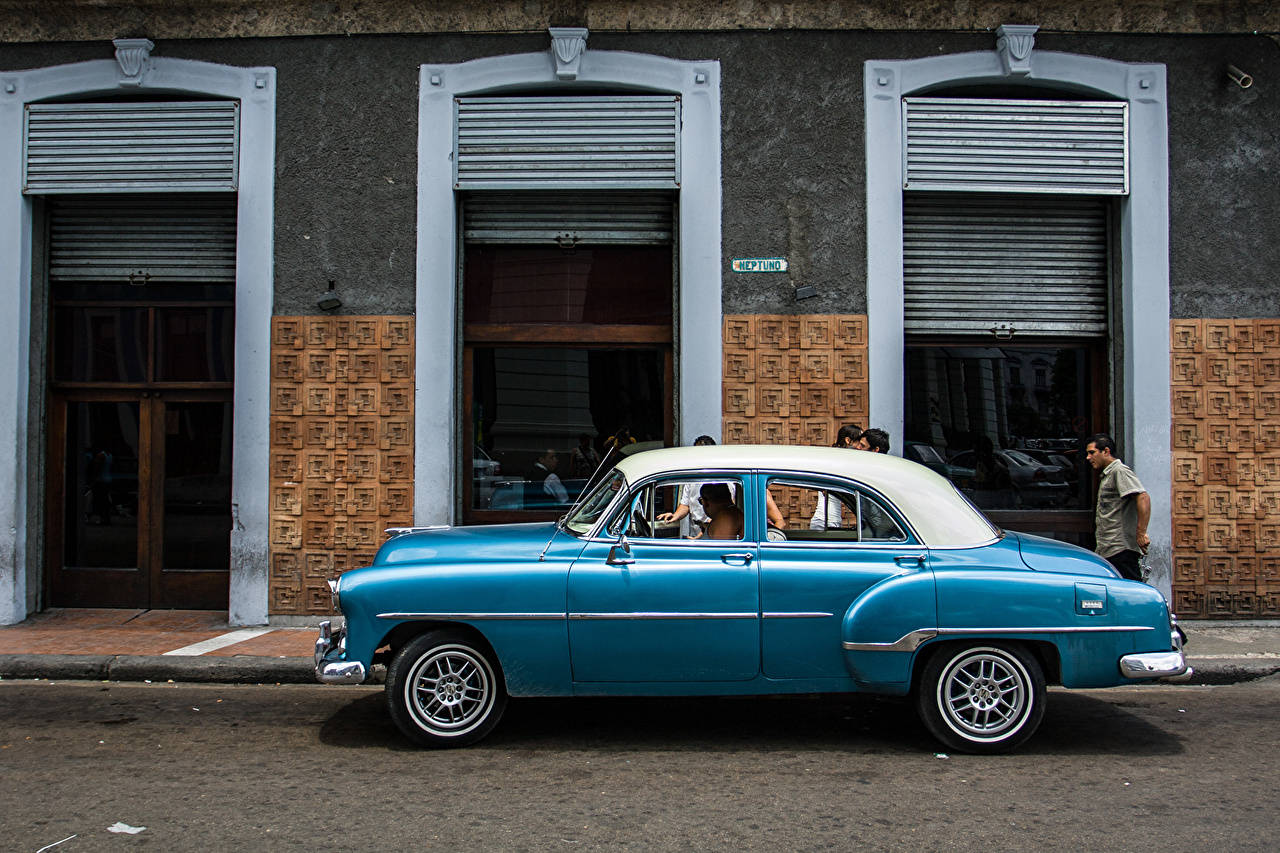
1170,318,1280,618
723,315,870,522
269,316,414,615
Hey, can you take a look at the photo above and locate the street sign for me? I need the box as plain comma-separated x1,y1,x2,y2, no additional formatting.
731,257,788,273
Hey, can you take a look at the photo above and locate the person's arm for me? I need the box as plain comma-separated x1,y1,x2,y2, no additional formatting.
658,504,690,523
766,489,784,529
1135,491,1151,550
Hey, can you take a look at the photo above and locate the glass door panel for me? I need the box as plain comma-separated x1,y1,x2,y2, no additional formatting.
64,401,141,568
50,398,147,607
157,400,232,608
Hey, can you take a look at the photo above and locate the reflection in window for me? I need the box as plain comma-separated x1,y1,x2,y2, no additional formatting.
472,348,665,512
904,345,1094,511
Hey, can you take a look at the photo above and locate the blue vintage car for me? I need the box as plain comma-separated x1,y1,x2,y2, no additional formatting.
315,445,1188,753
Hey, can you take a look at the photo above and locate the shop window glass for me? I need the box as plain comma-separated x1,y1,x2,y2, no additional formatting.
903,345,1095,512
471,347,665,512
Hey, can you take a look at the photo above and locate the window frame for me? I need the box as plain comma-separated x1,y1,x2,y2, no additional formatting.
759,473,918,548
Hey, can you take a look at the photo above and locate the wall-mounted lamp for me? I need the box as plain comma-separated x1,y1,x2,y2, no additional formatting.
1227,64,1253,89
317,279,342,311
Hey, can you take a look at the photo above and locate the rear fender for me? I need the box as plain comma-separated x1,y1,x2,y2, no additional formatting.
841,569,936,688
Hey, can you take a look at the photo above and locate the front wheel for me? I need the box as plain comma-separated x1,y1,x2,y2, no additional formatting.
915,642,1045,754
386,630,507,748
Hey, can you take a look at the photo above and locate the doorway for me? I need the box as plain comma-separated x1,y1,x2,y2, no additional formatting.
43,195,236,609
459,193,676,524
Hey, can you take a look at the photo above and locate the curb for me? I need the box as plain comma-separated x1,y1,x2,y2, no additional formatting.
1185,659,1280,685
2,654,1277,687
0,654,315,684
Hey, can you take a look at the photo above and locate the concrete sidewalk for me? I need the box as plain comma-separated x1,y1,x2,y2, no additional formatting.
0,609,320,684
1,609,1279,686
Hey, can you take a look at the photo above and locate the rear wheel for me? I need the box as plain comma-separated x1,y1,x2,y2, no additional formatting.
916,642,1045,754
386,630,507,748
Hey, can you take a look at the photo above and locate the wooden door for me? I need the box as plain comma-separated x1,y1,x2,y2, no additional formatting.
47,391,232,609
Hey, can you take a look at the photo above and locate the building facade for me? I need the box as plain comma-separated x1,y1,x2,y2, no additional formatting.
1,1,1277,624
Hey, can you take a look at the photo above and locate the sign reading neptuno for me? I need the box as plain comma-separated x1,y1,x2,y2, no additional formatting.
731,257,788,273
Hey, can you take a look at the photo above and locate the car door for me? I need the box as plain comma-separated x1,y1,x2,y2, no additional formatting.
567,473,760,682
758,474,928,679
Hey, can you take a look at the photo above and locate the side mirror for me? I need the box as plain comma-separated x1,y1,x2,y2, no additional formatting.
607,534,634,566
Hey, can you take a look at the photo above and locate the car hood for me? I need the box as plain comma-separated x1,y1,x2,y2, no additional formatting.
1011,531,1120,579
372,521,562,566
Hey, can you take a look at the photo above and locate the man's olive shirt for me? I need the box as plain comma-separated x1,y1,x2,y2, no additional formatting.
1095,458,1146,558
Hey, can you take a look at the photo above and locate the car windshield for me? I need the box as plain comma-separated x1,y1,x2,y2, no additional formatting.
564,469,627,535
1003,450,1038,466
911,444,945,464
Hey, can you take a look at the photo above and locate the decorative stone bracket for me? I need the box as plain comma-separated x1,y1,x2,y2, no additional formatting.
549,27,588,80
995,24,1038,76
114,37,155,86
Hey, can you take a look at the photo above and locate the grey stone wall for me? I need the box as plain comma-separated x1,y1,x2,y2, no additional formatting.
3,0,1278,42
3,29,1277,318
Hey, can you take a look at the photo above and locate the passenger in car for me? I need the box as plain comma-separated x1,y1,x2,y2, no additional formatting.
699,482,744,540
809,427,891,529
656,435,735,537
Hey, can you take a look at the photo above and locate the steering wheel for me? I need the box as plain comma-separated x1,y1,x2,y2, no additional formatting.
766,526,787,542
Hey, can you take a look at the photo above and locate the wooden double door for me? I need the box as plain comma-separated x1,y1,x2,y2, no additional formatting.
47,390,233,609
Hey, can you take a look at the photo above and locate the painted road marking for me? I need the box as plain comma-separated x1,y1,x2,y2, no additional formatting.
163,627,276,656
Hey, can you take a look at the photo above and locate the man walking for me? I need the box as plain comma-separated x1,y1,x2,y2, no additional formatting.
1085,433,1150,582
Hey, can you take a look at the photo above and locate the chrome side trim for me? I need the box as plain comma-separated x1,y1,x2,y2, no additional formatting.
843,629,937,652
763,611,834,619
569,612,758,620
384,525,451,537
842,624,1158,652
938,625,1156,635
377,612,567,621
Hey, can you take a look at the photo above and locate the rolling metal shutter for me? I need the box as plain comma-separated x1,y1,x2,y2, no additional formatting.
463,192,674,245
24,101,239,194
903,194,1109,337
904,98,1128,195
455,96,680,190
49,195,237,284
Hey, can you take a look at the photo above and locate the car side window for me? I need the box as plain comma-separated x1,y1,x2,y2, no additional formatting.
766,478,906,544
608,477,743,541
857,491,907,543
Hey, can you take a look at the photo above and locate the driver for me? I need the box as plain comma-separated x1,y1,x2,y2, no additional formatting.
699,482,743,540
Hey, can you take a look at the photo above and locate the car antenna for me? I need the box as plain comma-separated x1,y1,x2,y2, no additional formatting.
538,438,620,562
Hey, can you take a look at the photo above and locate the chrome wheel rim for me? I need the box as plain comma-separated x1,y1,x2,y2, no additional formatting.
405,644,495,737
936,648,1030,742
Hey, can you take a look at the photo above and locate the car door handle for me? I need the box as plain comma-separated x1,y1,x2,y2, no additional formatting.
894,555,925,567
721,553,754,566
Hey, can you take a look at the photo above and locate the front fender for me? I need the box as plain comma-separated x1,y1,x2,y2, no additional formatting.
840,569,937,688
334,558,575,695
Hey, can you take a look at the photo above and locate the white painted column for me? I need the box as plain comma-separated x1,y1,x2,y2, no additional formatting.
0,79,32,624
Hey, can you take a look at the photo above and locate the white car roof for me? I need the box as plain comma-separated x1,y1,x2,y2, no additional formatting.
612,444,998,548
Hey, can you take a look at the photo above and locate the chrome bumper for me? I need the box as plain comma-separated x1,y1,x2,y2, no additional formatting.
1119,617,1192,681
314,620,367,685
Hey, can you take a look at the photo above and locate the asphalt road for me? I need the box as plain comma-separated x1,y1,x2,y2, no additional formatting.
1,676,1277,851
